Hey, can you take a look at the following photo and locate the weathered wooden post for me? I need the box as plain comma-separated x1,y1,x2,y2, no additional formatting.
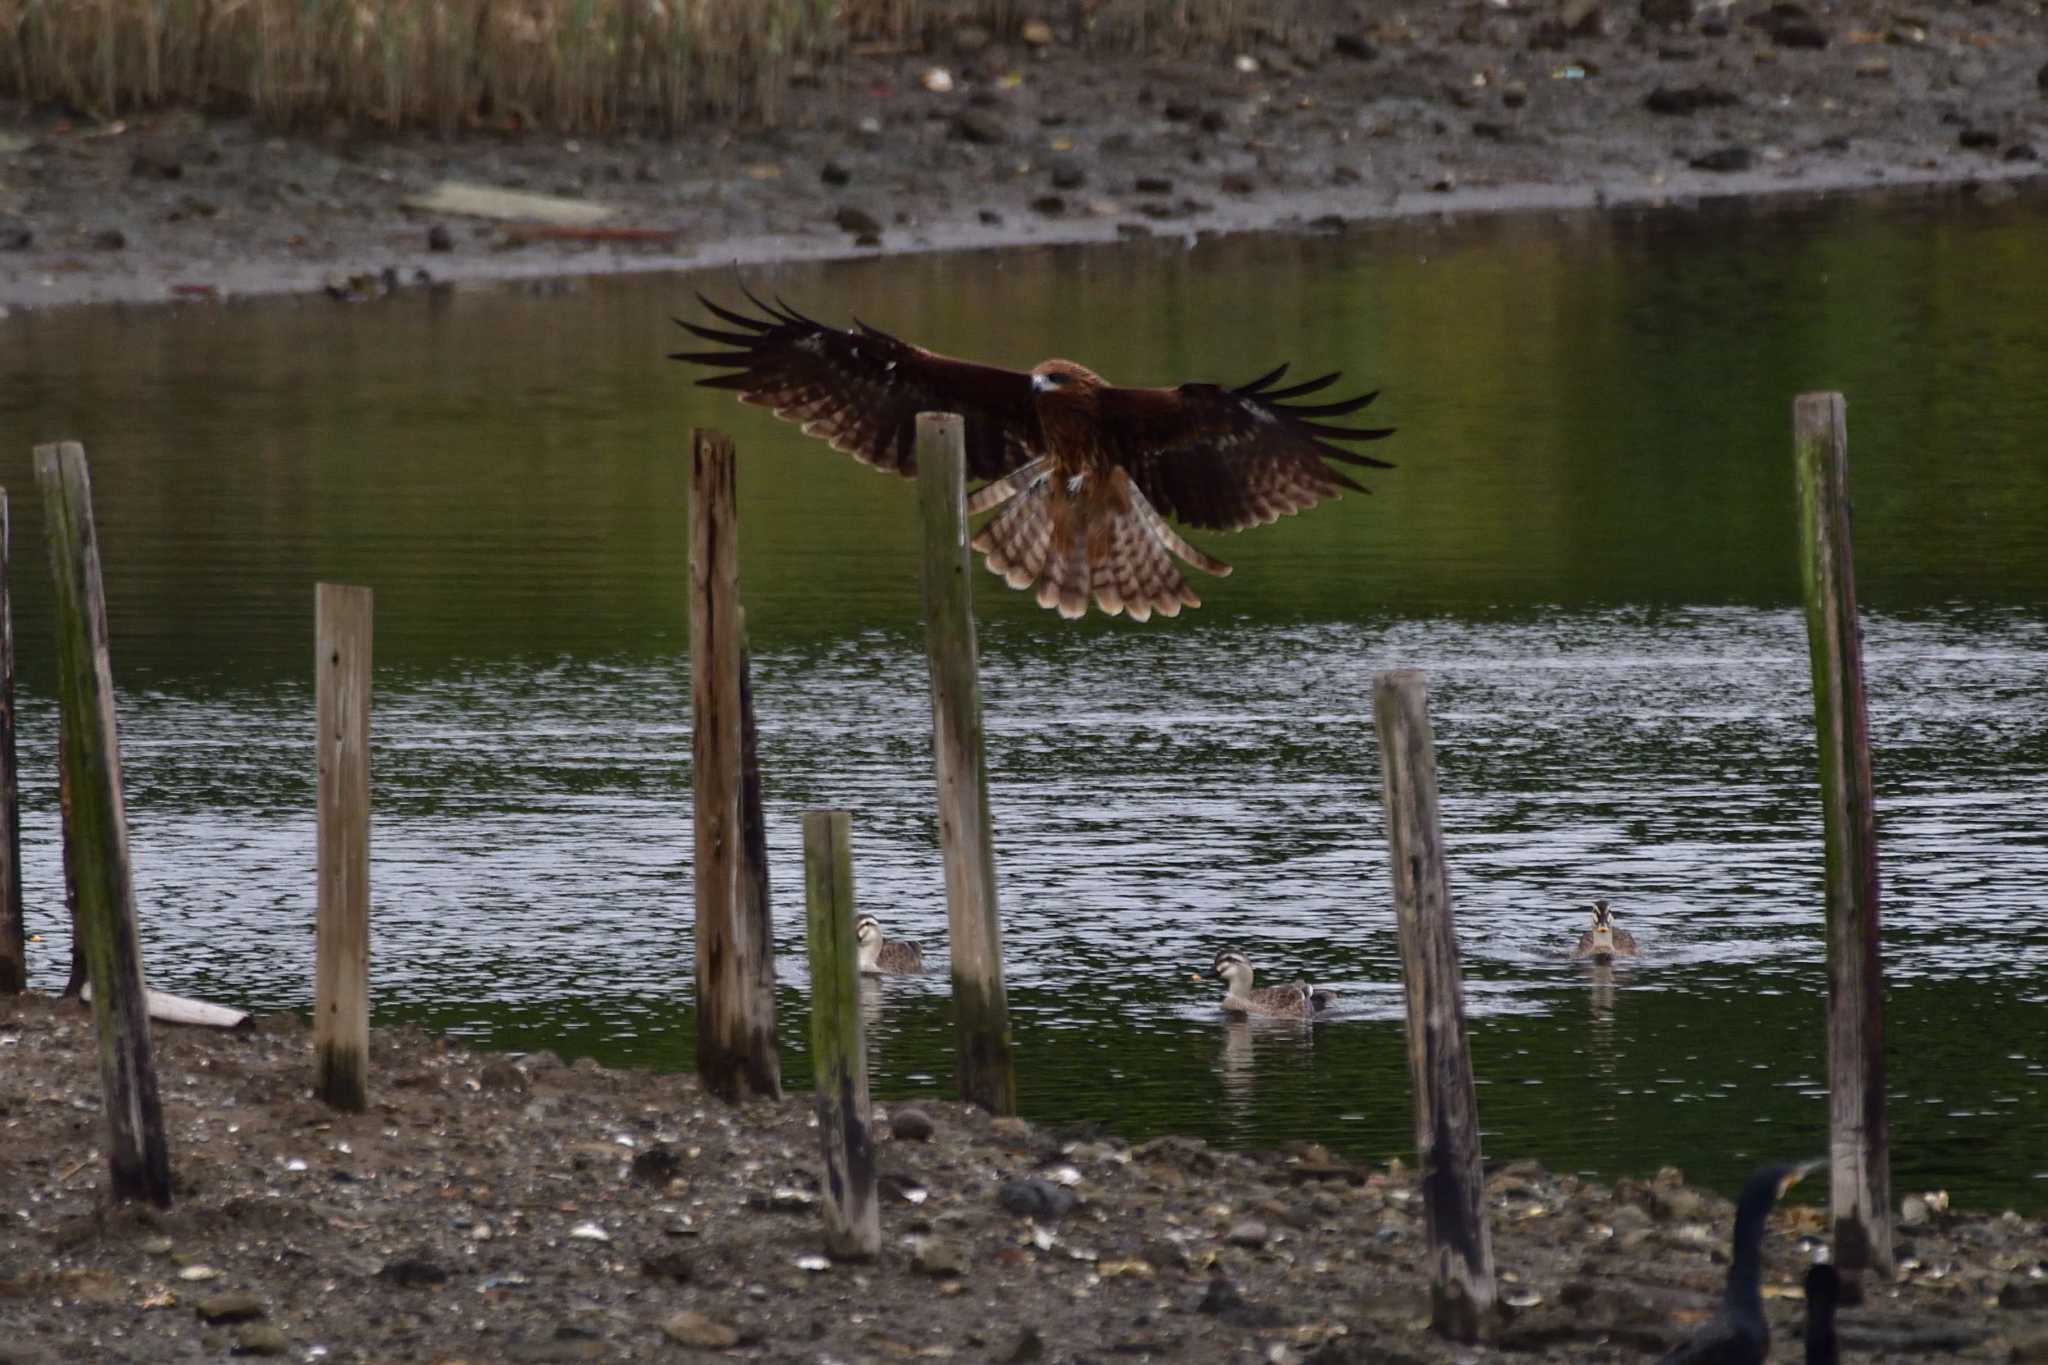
689,428,780,1102
803,809,879,1259
315,583,373,1112
34,441,171,1206
1372,668,1496,1342
737,629,778,1081
1793,392,1894,1283
915,411,1017,1116
0,489,24,994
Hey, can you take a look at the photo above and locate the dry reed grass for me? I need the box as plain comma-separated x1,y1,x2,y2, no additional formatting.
0,0,1262,134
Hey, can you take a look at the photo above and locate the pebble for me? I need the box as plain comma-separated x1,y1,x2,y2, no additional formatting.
177,1265,221,1282
376,1255,450,1287
93,228,128,251
1226,1219,1271,1248
834,205,883,236
426,223,455,253
630,1144,682,1184
194,1291,266,1324
662,1310,740,1349
912,1236,969,1277
950,111,1008,146
890,1106,935,1141
997,1177,1077,1221
232,1322,289,1356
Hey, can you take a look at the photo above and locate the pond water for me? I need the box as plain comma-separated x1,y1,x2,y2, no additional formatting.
4,191,2047,1210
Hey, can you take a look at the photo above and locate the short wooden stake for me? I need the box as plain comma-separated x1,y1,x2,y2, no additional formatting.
1793,392,1894,1281
1373,667,1497,1342
803,809,879,1260
315,582,373,1112
34,441,171,1206
690,429,780,1102
0,488,24,994
915,411,1017,1116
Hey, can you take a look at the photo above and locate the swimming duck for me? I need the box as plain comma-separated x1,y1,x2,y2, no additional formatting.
855,914,926,975
1211,948,1333,1019
1656,1159,1822,1365
1573,899,1640,962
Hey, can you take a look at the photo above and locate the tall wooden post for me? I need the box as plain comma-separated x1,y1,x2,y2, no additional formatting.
34,441,171,1206
737,632,780,1088
1373,668,1496,1342
0,489,24,994
315,583,373,1112
690,429,780,1103
915,412,1016,1116
1793,392,1893,1281
803,809,879,1260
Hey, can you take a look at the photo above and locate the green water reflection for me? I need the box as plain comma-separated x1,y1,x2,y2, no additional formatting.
3,189,2046,1209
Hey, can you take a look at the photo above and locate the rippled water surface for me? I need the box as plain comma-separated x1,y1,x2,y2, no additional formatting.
4,193,2047,1207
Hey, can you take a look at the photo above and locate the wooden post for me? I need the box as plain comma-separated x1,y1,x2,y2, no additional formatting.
34,441,171,1206
0,489,23,994
1372,668,1496,1342
915,411,1017,1116
803,809,879,1260
737,630,780,1090
689,428,780,1103
1793,392,1894,1282
315,583,373,1112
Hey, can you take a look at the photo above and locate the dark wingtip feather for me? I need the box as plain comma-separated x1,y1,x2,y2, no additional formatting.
1262,371,1342,401
1236,362,1291,394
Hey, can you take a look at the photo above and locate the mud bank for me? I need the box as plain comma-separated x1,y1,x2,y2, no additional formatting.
3,1,2046,312
3,992,2047,1362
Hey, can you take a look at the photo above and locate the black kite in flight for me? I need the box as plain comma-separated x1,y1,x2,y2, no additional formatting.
672,292,1394,621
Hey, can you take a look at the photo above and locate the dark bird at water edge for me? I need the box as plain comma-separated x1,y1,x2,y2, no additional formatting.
1656,1159,1823,1365
672,291,1394,621
1803,1263,1840,1365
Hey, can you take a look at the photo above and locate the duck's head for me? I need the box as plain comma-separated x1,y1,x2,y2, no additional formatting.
854,914,883,948
1588,899,1614,930
1211,948,1255,991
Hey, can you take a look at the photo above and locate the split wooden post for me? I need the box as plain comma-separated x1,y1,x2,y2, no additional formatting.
737,629,779,1087
803,809,879,1260
1793,392,1894,1282
689,428,781,1103
34,441,171,1206
0,489,24,994
915,411,1017,1116
1372,668,1497,1342
315,583,373,1112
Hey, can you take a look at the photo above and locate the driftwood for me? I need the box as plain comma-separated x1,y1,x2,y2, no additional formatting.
80,981,251,1031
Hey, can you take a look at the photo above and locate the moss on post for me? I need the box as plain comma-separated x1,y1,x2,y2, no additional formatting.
35,441,170,1206
915,412,1016,1116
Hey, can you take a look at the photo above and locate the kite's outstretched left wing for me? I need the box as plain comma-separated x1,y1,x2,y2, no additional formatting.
1096,368,1395,532
671,293,1043,481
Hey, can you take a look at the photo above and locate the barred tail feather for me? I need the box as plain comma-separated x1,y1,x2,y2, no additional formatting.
969,470,1230,620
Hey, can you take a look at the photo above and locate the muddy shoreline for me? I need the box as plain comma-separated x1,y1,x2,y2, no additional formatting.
5,991,2047,1363
4,2,2045,313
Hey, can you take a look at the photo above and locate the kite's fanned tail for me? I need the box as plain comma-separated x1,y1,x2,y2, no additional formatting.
972,470,1219,622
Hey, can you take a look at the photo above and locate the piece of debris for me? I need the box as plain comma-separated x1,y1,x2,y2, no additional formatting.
402,181,615,227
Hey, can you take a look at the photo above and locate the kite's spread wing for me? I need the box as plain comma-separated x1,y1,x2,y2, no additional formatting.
671,292,1043,481
1096,368,1395,532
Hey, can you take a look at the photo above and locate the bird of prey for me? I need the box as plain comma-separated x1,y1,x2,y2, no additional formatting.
1658,1160,1824,1365
671,291,1394,621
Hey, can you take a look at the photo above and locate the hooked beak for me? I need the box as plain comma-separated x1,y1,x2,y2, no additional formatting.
1781,1157,1827,1197
1031,372,1051,393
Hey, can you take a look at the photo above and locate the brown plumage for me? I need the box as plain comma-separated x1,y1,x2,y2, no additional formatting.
672,292,1395,620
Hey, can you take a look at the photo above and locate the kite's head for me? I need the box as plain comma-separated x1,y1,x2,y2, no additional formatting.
1030,358,1105,395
